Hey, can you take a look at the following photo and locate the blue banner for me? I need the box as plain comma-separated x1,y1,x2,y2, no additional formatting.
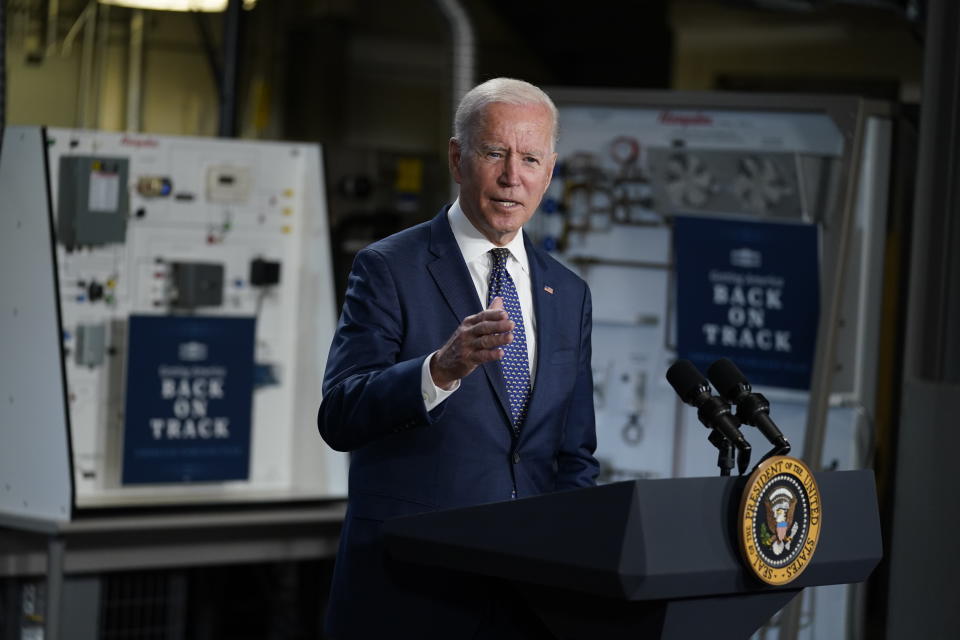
674,216,820,390
122,315,255,484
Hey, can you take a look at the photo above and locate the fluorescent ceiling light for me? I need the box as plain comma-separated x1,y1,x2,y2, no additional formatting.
99,0,228,12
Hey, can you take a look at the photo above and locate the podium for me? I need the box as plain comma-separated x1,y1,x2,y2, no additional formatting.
383,471,881,639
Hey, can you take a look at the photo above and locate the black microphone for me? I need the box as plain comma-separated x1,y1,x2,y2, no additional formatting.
666,360,752,469
707,358,790,454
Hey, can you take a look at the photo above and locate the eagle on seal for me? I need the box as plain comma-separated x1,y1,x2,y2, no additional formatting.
764,487,799,555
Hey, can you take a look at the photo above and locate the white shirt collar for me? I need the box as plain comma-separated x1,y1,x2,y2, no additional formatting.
447,199,530,273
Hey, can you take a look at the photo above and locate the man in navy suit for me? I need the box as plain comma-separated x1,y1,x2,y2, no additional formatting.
318,77,598,639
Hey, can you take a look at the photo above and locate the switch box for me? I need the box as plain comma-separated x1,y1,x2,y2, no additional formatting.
249,258,281,286
57,156,130,249
206,165,251,204
75,323,106,368
170,262,224,309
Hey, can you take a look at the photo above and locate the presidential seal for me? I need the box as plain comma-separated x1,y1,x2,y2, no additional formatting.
738,456,821,585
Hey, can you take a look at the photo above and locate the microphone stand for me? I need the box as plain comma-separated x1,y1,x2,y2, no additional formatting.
736,445,752,476
708,430,735,477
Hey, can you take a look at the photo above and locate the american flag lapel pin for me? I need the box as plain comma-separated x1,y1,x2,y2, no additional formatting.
543,286,554,295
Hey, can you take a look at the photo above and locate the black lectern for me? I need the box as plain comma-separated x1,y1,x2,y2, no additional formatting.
383,471,881,639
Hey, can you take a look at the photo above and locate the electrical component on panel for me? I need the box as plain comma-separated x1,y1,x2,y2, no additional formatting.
732,156,794,214
206,165,251,204
646,149,803,219
75,323,107,368
87,280,105,301
206,211,234,244
169,262,225,309
78,277,116,304
253,363,281,389
57,156,130,249
663,152,714,208
249,258,281,287
136,176,173,198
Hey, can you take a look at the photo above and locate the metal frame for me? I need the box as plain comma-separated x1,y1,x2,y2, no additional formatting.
0,502,344,639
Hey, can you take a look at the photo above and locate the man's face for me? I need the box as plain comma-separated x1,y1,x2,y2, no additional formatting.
449,102,557,246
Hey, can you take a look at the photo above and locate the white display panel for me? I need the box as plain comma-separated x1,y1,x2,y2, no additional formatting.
534,105,842,481
532,103,888,480
45,129,345,508
0,127,73,524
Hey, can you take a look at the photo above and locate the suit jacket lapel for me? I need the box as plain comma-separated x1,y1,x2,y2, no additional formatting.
524,234,558,430
427,208,513,425
427,209,480,325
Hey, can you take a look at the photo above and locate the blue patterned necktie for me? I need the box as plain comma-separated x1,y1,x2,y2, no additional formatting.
487,248,531,430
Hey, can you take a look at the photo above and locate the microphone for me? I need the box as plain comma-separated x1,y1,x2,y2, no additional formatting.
706,358,790,454
666,359,752,473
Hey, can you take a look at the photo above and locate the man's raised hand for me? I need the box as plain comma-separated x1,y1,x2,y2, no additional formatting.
430,297,513,390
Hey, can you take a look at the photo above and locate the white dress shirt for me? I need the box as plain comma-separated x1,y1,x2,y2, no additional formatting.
420,199,538,411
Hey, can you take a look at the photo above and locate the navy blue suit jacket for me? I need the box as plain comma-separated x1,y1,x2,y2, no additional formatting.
318,208,598,638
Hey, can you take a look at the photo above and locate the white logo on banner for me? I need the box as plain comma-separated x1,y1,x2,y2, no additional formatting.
730,247,761,269
178,341,208,361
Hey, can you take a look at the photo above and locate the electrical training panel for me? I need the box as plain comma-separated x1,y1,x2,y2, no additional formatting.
46,129,345,509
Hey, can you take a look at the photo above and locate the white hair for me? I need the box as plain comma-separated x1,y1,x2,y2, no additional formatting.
453,77,559,152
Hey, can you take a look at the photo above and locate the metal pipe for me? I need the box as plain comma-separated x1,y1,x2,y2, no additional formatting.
434,0,475,200
126,10,144,132
435,0,475,108
93,2,110,129
801,104,867,470
46,0,59,57
76,1,97,128
44,536,65,640
193,11,223,100
61,3,89,56
218,0,242,137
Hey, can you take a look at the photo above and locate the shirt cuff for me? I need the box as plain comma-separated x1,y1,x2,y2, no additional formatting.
421,351,460,412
